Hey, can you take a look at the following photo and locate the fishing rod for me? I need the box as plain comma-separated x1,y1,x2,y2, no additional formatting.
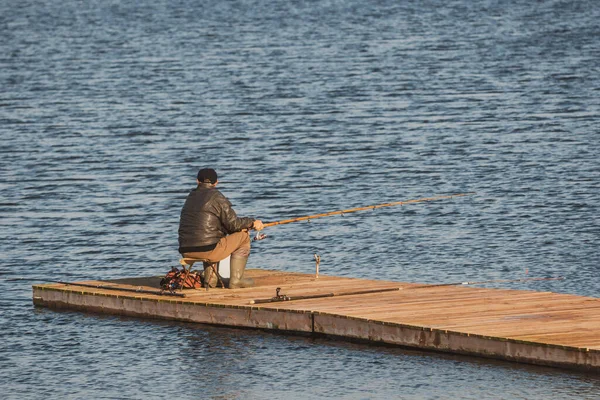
254,192,475,240
406,275,565,290
53,281,186,297
249,287,401,304
248,275,564,304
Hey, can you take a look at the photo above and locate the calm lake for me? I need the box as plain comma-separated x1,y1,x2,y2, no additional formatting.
1,0,599,398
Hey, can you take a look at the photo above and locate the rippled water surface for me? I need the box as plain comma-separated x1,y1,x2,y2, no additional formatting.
1,0,599,398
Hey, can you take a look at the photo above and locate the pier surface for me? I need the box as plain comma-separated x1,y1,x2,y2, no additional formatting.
33,270,600,372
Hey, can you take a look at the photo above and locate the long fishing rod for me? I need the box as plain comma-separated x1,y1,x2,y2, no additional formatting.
249,287,401,304
248,275,564,304
254,192,475,240
53,281,186,297
407,275,565,290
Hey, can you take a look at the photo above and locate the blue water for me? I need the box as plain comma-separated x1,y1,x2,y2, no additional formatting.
1,0,599,398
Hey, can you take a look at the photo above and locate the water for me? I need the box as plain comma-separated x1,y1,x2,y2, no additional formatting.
1,0,599,398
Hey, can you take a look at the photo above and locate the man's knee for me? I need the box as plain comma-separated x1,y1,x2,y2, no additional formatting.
233,231,251,248
241,231,251,246
232,231,251,257
232,248,250,258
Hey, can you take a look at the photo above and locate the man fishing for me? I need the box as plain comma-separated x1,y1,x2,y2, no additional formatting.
178,168,264,288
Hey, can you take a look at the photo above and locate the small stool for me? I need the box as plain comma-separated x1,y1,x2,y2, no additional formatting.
179,258,224,290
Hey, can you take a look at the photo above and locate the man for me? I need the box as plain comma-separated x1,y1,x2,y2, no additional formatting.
178,168,264,288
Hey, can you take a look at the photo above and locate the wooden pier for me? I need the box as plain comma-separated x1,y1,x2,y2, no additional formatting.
32,270,600,372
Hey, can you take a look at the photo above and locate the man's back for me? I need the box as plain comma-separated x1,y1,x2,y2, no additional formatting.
178,183,254,253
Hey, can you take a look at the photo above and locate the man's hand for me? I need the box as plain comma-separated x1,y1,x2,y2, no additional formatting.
253,220,264,231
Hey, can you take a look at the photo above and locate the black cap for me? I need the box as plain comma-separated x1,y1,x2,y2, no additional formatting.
197,168,218,184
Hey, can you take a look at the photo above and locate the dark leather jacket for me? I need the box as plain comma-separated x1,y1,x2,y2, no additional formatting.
178,183,255,253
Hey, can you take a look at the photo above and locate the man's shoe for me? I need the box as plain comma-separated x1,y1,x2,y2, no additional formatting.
228,256,254,289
